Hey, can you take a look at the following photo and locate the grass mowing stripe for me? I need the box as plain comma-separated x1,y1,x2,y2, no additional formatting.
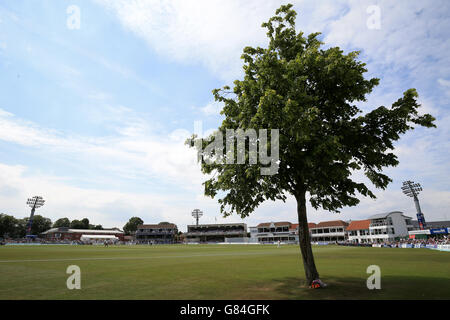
0,249,296,263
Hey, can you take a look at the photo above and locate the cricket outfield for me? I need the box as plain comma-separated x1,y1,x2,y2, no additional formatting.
0,244,449,300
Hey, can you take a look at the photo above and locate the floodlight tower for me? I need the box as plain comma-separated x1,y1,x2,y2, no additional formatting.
191,209,203,226
26,196,45,236
402,181,426,230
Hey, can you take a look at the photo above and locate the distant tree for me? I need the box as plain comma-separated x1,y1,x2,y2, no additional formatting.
70,219,84,229
53,217,71,228
93,224,103,230
69,218,90,229
174,231,183,243
28,215,52,235
188,4,436,285
81,218,90,229
13,218,28,238
0,213,18,238
123,217,144,235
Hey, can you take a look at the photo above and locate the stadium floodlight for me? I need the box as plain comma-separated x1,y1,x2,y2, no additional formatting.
191,209,203,226
402,181,426,230
26,196,45,236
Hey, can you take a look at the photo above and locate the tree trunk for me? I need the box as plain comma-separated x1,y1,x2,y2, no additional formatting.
295,190,320,286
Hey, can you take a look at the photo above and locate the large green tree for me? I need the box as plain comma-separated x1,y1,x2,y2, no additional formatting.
0,215,35,238
53,217,71,228
69,218,90,229
14,218,28,238
70,219,84,229
28,215,52,235
189,4,435,285
81,218,90,229
123,217,144,235
0,213,18,238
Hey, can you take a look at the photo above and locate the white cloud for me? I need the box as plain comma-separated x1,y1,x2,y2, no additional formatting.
0,107,204,190
438,78,450,96
0,162,193,229
324,0,450,91
97,0,346,81
0,161,271,231
438,79,450,88
200,101,223,116
0,110,68,147
95,0,278,80
94,0,450,109
0,106,224,230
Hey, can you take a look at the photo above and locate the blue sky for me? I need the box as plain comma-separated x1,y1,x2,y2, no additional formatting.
0,0,449,231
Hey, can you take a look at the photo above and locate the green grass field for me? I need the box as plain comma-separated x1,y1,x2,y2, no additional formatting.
0,244,449,300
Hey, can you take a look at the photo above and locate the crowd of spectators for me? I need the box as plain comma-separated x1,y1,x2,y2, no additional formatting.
338,235,450,247
3,235,450,247
382,236,450,247
0,238,130,245
1,238,79,245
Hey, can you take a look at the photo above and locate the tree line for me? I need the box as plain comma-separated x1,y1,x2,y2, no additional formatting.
0,213,104,238
0,213,147,238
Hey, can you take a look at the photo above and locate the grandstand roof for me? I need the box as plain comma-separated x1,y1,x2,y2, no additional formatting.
257,222,291,227
289,223,317,230
187,223,246,227
138,223,177,229
347,220,370,231
368,211,404,220
41,228,123,234
311,220,349,228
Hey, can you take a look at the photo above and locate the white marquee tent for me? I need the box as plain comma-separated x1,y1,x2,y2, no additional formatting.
80,234,118,242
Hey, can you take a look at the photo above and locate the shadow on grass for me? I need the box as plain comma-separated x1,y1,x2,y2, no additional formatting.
270,275,450,300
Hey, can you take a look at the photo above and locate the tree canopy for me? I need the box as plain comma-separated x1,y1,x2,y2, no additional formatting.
69,219,89,229
53,217,71,228
123,217,144,235
188,4,435,285
0,213,19,238
28,215,52,235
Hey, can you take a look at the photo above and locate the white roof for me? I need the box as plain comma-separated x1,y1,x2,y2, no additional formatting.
42,228,123,234
69,229,123,234
368,211,404,220
80,234,118,240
